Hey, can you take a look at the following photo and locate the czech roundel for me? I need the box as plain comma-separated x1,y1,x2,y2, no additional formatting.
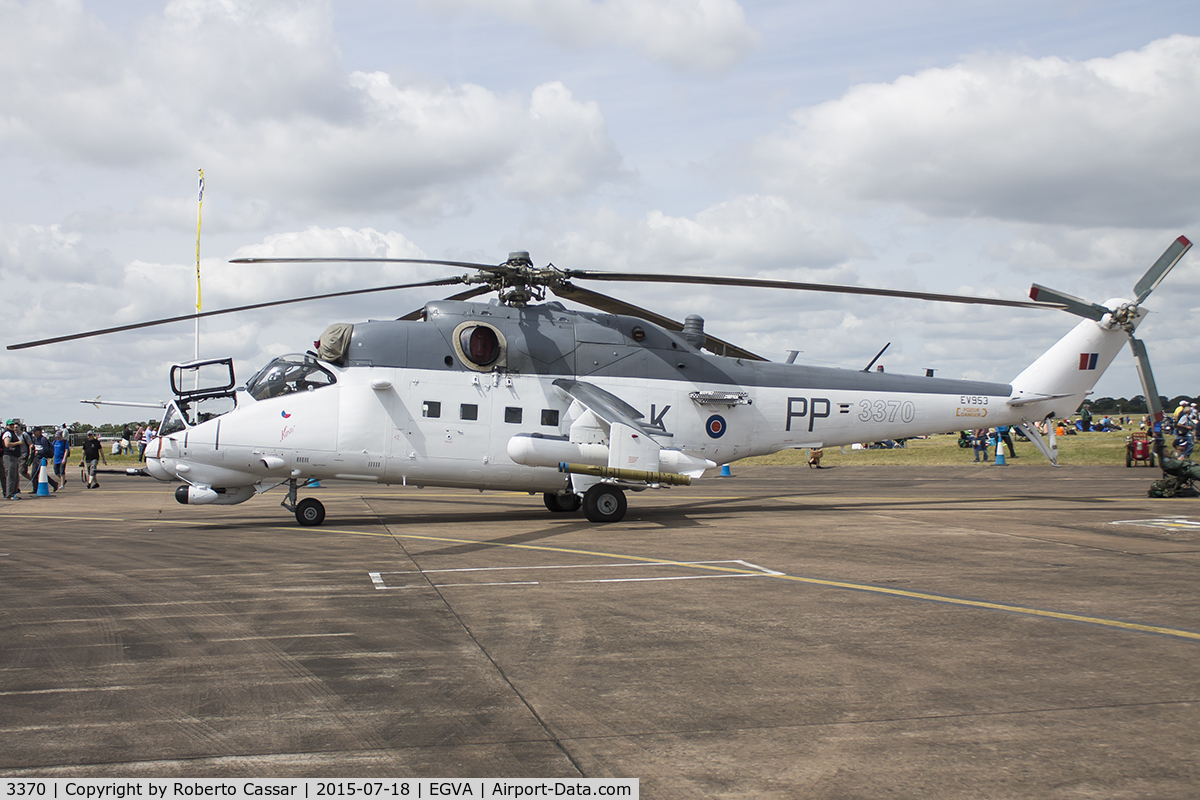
281,411,292,419
706,414,726,438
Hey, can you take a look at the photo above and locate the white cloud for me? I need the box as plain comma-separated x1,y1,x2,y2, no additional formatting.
0,0,627,218
0,0,176,163
498,82,627,197
639,195,867,272
65,194,276,235
985,227,1191,283
0,223,117,283
755,35,1200,228
232,226,425,261
523,198,881,360
1,225,432,360
548,195,866,275
429,0,760,73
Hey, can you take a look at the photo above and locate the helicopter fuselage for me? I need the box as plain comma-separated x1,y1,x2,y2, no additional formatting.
147,296,1131,520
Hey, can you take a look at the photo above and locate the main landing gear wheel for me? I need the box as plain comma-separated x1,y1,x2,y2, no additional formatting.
583,484,627,523
544,492,583,513
295,497,326,527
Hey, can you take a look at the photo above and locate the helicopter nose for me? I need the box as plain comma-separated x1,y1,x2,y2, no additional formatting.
145,458,174,482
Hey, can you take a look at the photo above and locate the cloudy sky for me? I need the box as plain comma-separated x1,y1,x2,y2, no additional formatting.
2,0,1198,425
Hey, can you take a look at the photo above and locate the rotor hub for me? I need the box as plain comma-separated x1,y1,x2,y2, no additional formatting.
1109,302,1142,332
464,253,574,307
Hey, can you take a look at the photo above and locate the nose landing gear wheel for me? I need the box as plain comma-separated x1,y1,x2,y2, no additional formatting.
583,484,627,523
295,497,326,527
544,492,583,513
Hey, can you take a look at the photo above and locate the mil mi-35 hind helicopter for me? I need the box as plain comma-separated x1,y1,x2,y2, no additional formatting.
9,236,1191,526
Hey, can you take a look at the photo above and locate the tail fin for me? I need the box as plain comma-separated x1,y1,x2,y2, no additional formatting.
1008,306,1136,421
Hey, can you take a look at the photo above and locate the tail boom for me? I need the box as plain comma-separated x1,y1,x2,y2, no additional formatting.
1008,308,1136,422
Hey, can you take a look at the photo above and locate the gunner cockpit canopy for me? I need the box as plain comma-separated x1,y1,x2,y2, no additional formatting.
244,354,337,401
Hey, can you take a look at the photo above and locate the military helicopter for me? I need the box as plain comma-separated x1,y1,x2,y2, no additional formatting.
9,236,1191,526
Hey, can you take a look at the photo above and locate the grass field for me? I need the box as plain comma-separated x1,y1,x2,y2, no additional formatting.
94,431,1162,470
741,430,1159,467
106,452,149,467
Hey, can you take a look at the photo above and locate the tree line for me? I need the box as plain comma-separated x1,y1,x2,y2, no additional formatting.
1083,396,1198,414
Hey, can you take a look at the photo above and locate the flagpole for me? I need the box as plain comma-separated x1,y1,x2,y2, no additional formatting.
194,169,204,400
195,169,204,364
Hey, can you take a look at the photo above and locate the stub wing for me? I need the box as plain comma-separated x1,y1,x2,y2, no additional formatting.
552,378,659,438
513,379,714,480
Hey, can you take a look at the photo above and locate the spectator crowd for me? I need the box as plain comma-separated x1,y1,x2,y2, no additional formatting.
1,421,156,500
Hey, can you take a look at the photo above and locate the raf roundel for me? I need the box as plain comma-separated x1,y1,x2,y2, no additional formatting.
706,414,727,439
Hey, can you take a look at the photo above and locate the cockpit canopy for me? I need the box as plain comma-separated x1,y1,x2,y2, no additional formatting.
244,354,337,401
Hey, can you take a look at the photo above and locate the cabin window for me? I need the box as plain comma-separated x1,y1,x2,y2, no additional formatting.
460,404,478,421
505,407,523,424
244,354,336,401
423,401,441,419
541,409,559,427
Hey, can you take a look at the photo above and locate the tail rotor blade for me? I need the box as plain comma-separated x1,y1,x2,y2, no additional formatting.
1028,284,1110,321
1134,235,1192,305
1128,336,1164,423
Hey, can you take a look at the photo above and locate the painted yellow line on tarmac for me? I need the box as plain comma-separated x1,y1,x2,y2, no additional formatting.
318,526,1200,643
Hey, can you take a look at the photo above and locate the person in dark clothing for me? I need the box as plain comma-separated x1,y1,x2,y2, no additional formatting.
17,423,33,481
81,432,108,488
2,420,21,499
29,427,57,491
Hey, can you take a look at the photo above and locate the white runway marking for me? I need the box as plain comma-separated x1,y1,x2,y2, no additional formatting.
1111,517,1200,531
368,560,781,590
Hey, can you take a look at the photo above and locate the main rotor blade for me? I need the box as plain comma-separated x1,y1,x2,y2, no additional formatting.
230,256,498,270
1133,235,1192,305
1128,336,1164,423
1028,284,1110,321
549,283,766,361
564,270,1064,311
7,277,468,351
